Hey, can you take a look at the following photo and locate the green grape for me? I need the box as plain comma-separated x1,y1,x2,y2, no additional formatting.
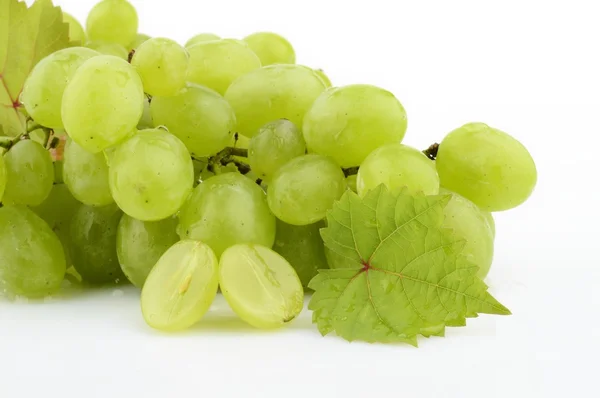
243,32,295,65
273,219,326,288
132,38,189,97
436,123,537,211
137,97,153,129
62,55,144,153
141,240,218,331
185,33,221,48
303,84,408,168
117,214,179,288
248,119,306,182
219,244,304,329
439,188,495,279
224,64,326,138
31,184,80,267
63,138,113,206
484,212,495,237
357,143,439,197
69,203,124,284
21,47,98,129
314,69,332,87
267,154,346,226
2,140,54,206
346,174,357,193
151,83,234,157
62,12,87,44
128,33,150,50
187,39,261,95
86,0,138,47
0,153,6,202
86,41,128,60
0,205,66,298
108,128,194,221
178,172,276,257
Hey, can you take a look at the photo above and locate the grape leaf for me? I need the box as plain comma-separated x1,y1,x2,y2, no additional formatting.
0,0,69,136
308,185,510,345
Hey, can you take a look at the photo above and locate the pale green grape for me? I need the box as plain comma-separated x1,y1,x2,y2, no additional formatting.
178,172,276,257
0,154,6,202
62,55,144,153
132,38,189,97
69,203,124,284
187,39,261,95
439,188,495,278
248,119,306,182
273,220,326,288
86,0,138,47
86,41,128,60
314,69,332,87
117,215,179,288
141,240,218,331
108,128,194,221
219,244,304,329
137,97,153,129
267,154,346,225
303,84,408,168
21,47,98,129
436,123,537,211
63,139,113,206
346,174,357,193
185,33,220,48
225,64,326,138
151,83,234,157
128,33,150,50
2,140,54,206
243,32,295,65
0,205,66,298
31,184,80,268
484,212,495,237
357,143,439,197
62,12,87,44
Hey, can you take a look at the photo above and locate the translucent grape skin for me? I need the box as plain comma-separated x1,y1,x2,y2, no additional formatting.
128,33,150,51
243,32,295,65
346,174,357,193
62,55,144,153
21,47,99,129
185,33,220,48
267,154,346,226
484,212,496,237
273,220,327,288
69,203,124,284
108,128,194,221
0,155,6,202
314,69,332,88
86,41,128,60
178,172,276,258
248,119,306,182
439,188,495,278
219,244,304,329
0,206,66,298
132,38,189,97
62,12,87,44
63,138,114,207
137,97,153,129
303,84,408,168
141,240,219,331
151,83,235,157
357,143,440,197
186,39,262,95
436,122,537,211
225,65,327,138
2,140,54,206
86,0,138,47
117,215,179,288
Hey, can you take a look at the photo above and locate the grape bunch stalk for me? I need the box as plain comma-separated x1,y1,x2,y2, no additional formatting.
0,0,536,340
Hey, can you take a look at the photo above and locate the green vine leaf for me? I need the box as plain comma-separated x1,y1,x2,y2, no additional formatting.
308,185,511,345
0,0,69,136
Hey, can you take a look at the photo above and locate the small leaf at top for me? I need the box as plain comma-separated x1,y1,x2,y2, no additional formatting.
308,185,511,345
0,0,69,136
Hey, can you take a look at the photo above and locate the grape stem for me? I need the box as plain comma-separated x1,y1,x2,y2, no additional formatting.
203,146,251,175
423,143,439,160
343,166,359,177
0,132,28,151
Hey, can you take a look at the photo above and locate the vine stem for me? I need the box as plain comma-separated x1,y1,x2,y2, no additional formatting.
423,143,439,160
343,166,359,177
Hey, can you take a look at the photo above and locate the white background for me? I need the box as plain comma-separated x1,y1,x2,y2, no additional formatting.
2,0,599,397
